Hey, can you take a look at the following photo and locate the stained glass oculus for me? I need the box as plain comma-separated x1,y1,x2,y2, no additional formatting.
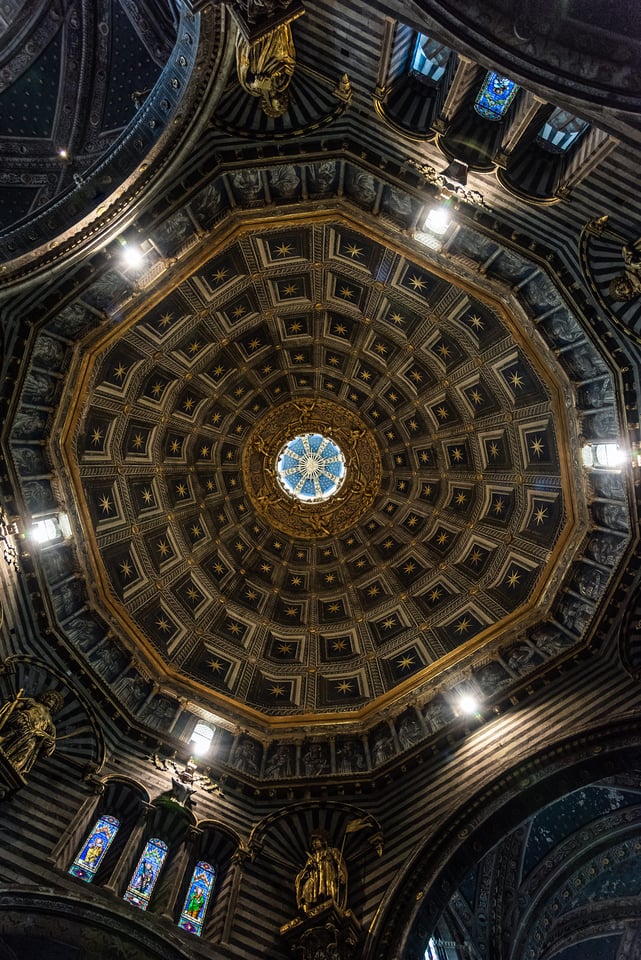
276,433,346,502
123,837,168,910
69,814,119,882
178,860,217,936
474,71,519,121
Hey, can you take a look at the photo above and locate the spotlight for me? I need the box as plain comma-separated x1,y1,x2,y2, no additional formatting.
121,242,144,269
457,692,479,715
424,205,451,235
190,722,215,757
58,148,68,159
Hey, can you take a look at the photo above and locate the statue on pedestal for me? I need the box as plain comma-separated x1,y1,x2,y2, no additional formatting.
0,689,63,774
609,239,641,302
236,21,296,117
295,832,347,912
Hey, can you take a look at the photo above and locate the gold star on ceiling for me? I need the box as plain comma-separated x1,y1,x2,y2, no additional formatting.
436,405,449,420
509,370,524,388
159,311,173,326
278,643,292,655
157,540,170,557
188,340,201,354
175,483,187,497
156,616,171,633
114,363,127,380
336,680,353,694
283,283,298,296
345,243,363,258
98,495,112,514
132,433,144,449
534,506,548,525
382,617,397,630
339,286,354,299
409,274,426,291
506,569,521,588
119,559,133,578
397,655,415,670
269,685,286,697
332,639,347,651
275,242,292,256
208,658,223,672
213,268,228,283
455,617,471,634
530,436,545,457
91,427,103,446
390,311,404,325
468,314,484,330
142,488,153,504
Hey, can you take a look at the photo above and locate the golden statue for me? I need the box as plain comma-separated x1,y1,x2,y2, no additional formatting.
0,689,63,774
609,240,641,302
236,22,296,118
295,831,347,912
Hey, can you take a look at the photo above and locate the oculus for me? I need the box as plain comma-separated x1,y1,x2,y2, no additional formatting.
276,433,346,502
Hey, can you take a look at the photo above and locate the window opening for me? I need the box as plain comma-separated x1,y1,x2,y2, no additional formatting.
411,34,452,82
535,107,589,153
69,814,120,882
178,860,217,935
474,71,518,121
123,837,168,910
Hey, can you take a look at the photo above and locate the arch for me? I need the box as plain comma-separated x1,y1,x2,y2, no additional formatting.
363,714,641,960
0,888,193,960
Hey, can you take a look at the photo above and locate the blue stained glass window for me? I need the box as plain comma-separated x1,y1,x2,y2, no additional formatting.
535,107,589,153
123,837,168,911
178,860,217,936
474,71,518,121
410,34,452,82
276,433,346,502
69,814,120,882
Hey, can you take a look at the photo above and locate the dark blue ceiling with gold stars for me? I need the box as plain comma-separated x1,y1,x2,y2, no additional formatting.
49,215,587,720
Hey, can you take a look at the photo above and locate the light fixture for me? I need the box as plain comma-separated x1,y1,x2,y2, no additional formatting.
424,205,452,236
581,442,626,469
31,518,59,544
121,241,144,269
190,721,215,757
457,692,480,715
58,148,68,159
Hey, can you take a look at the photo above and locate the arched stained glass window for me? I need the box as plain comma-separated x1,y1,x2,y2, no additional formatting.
535,107,589,153
69,814,120,882
178,860,217,935
123,837,168,910
411,34,452,82
474,71,518,121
